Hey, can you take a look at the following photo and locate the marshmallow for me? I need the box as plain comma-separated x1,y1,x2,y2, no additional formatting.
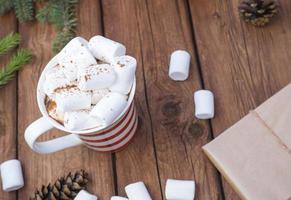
0,160,24,192
78,64,116,90
111,197,128,200
90,92,127,126
109,56,136,94
169,50,190,81
88,35,126,63
46,98,65,123
57,37,97,81
61,37,89,52
91,88,110,104
64,109,104,131
74,190,98,200
55,87,91,112
125,182,152,200
45,64,62,80
194,90,214,119
165,179,195,200
43,65,74,96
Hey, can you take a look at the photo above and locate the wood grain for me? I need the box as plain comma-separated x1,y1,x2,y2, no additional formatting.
102,0,163,199
144,0,222,199
17,1,114,199
0,12,17,200
102,0,223,199
188,0,291,199
0,0,288,199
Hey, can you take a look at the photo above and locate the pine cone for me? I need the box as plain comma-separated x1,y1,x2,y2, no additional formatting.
30,170,89,200
239,0,278,26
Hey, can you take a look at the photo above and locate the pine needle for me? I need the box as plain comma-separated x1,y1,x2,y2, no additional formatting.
13,0,34,22
0,0,13,15
52,31,74,54
0,32,20,55
37,0,78,53
35,1,52,23
0,48,32,86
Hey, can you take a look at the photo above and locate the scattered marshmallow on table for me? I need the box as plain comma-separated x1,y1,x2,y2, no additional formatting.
0,159,24,192
109,56,137,94
125,181,152,200
78,64,117,90
88,35,126,63
111,196,128,200
64,109,104,131
168,50,191,81
194,90,214,119
57,37,97,81
91,88,110,104
165,179,195,200
74,190,98,200
90,92,128,126
55,87,91,113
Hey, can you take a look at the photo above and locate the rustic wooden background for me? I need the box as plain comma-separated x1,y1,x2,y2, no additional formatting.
0,0,290,199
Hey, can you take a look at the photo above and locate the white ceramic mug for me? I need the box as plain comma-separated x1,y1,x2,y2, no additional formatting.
24,56,138,154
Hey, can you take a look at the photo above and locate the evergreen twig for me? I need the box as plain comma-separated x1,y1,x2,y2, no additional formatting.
0,0,79,54
0,32,20,55
37,0,78,54
52,31,74,54
0,49,32,86
13,0,34,22
0,0,13,15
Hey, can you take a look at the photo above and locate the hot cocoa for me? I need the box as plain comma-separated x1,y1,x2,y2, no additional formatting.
43,36,136,131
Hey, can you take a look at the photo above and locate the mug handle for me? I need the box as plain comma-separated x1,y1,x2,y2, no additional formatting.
24,117,83,154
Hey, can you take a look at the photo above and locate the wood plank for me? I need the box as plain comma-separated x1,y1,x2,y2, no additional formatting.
0,12,17,200
188,0,291,199
187,1,252,199
17,1,114,199
102,1,163,199
239,0,291,96
103,0,223,199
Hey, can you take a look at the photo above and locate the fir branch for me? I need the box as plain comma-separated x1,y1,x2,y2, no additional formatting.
37,0,78,53
0,48,32,86
0,32,20,55
0,0,13,15
37,0,77,30
13,0,34,22
35,0,53,23
52,31,74,54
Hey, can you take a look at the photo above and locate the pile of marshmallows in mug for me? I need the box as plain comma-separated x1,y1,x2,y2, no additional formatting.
44,35,136,131
0,37,215,200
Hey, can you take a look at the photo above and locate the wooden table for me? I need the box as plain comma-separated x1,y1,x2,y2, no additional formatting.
0,0,290,199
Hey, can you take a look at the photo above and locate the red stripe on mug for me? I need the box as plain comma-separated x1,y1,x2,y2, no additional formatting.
81,103,133,137
80,108,136,143
87,118,138,152
80,105,135,140
86,115,137,148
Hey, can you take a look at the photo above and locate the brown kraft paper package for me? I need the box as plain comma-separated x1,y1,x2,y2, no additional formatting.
203,84,291,200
